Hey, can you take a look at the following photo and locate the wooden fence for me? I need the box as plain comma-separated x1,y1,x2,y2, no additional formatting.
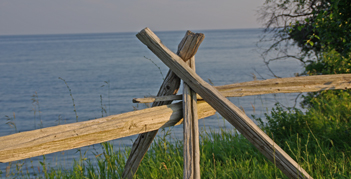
1,28,351,179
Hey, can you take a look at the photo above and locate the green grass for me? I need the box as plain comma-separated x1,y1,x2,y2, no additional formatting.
13,126,348,179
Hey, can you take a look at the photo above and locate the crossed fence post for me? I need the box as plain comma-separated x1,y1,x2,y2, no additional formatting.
122,30,205,179
123,27,312,179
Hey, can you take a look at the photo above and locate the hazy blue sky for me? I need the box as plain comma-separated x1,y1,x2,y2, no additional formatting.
0,0,266,35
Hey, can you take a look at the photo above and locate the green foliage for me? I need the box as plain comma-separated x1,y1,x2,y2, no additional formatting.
300,49,351,105
285,0,351,56
309,0,351,57
256,90,351,153
287,0,351,56
260,0,351,66
253,89,351,177
261,0,351,107
306,50,351,75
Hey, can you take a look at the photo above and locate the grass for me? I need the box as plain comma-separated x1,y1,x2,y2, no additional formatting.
6,126,348,179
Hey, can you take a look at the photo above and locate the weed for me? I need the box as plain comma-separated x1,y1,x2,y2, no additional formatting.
144,56,164,80
31,92,42,128
101,80,111,116
59,77,78,122
5,112,17,133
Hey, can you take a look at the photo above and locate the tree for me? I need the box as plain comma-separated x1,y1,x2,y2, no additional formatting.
258,0,351,75
310,0,351,56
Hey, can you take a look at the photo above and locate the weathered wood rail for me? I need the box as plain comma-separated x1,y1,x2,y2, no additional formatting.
133,74,351,103
0,101,215,163
1,27,351,178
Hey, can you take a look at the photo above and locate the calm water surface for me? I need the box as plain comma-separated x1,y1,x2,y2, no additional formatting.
0,29,303,174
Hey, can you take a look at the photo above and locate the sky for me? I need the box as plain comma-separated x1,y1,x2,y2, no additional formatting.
0,0,266,36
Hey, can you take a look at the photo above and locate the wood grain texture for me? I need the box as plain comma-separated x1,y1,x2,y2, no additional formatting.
183,57,200,179
133,94,181,103
133,74,351,103
0,101,215,163
122,30,204,179
136,27,312,179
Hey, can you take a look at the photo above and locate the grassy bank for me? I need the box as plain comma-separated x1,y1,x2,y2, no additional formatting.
25,126,351,178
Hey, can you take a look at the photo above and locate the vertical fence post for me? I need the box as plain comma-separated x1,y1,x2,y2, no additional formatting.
183,56,200,179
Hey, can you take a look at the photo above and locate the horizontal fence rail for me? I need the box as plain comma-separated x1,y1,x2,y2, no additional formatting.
133,74,351,103
0,101,215,163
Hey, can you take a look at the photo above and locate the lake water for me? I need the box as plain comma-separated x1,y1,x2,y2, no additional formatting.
0,28,303,174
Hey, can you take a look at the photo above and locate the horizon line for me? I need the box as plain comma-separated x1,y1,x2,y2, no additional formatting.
0,27,265,37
